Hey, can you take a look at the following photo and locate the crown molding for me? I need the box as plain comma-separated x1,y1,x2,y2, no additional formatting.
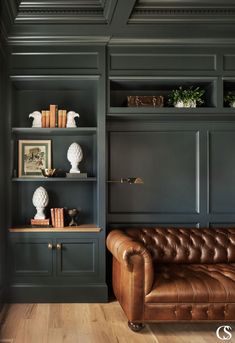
103,0,117,23
13,0,117,24
129,0,235,23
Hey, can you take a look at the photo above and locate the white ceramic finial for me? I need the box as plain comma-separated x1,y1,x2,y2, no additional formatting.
32,186,49,219
67,142,83,173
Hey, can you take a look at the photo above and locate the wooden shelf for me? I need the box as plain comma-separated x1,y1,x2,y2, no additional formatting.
12,127,97,135
9,225,102,233
12,177,97,182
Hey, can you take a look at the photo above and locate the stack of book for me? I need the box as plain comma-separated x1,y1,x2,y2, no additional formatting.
50,208,64,228
41,105,67,128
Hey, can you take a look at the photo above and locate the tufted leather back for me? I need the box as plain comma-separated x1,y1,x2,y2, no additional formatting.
125,227,235,264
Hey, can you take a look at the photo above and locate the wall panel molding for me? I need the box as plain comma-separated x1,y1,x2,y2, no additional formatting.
108,130,200,215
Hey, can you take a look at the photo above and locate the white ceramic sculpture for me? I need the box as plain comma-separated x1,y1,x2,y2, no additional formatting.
67,142,83,173
32,186,49,219
29,111,42,128
66,111,80,128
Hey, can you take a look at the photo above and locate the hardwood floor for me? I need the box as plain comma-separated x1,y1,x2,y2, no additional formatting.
0,302,234,343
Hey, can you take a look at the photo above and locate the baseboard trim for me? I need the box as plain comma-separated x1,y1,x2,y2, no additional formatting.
7,284,108,303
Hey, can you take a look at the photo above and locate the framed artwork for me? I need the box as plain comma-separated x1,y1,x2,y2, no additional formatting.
18,140,52,177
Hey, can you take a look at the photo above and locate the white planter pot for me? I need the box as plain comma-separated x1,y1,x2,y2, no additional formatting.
174,100,197,108
229,101,235,108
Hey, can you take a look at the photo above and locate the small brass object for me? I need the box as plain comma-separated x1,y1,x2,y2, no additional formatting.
56,243,62,250
41,168,56,178
48,243,53,250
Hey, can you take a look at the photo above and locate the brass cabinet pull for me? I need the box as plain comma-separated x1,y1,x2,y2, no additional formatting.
48,243,53,250
56,243,62,250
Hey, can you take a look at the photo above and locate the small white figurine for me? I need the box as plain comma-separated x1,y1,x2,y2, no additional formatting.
32,186,49,219
67,142,83,173
29,111,42,128
66,111,80,128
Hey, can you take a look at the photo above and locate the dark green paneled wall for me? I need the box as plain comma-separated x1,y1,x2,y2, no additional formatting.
3,41,235,302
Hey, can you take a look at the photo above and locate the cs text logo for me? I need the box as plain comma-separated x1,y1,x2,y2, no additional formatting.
216,326,232,341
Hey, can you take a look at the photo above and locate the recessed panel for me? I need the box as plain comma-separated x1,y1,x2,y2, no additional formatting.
11,52,99,70
110,54,216,71
109,131,199,214
11,240,53,276
57,239,98,276
209,131,235,213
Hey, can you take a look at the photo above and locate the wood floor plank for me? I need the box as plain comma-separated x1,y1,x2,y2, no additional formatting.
1,302,234,343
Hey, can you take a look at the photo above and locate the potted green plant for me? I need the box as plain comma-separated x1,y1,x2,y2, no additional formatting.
224,92,235,108
168,86,205,108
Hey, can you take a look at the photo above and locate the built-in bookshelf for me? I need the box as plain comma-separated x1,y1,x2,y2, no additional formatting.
7,47,108,302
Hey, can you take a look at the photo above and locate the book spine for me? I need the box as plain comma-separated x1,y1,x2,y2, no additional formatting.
60,208,64,228
55,208,58,228
49,104,57,128
41,110,46,128
58,110,63,128
62,110,67,128
50,208,55,227
57,208,60,228
45,110,50,128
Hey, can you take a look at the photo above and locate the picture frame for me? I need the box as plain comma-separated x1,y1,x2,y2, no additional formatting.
18,140,52,177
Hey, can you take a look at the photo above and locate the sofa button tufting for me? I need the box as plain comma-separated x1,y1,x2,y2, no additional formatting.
107,227,235,325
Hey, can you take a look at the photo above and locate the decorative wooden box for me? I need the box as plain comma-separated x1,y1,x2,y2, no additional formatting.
127,95,164,107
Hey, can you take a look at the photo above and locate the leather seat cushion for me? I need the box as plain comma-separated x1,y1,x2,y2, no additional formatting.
145,264,235,303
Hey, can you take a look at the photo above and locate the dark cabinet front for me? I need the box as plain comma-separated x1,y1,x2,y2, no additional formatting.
10,238,53,277
56,238,98,277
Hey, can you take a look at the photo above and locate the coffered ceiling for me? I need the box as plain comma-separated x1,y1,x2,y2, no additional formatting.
1,0,235,44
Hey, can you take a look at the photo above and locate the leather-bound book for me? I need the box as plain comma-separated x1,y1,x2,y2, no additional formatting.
49,104,58,128
45,110,50,128
41,111,46,128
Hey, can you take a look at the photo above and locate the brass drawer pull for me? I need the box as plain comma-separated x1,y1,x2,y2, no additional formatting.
48,243,53,250
56,243,62,250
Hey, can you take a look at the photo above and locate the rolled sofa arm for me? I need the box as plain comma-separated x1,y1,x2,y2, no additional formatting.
106,229,154,295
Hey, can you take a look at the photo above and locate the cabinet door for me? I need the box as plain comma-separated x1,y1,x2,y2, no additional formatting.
55,238,99,278
9,238,53,277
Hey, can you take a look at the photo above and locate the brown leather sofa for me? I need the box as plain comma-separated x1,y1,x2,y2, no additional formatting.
106,227,235,331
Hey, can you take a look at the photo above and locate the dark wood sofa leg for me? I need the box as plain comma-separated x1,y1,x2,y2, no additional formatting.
128,321,145,332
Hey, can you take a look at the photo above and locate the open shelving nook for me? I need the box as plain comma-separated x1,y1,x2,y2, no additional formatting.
107,76,220,120
223,78,235,109
109,76,217,109
9,74,100,229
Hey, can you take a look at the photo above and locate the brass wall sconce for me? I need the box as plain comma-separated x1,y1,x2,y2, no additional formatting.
107,177,144,184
